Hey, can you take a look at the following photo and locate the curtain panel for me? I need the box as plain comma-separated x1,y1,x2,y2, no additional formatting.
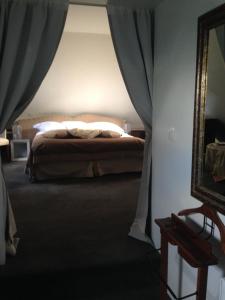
0,0,69,265
107,3,153,242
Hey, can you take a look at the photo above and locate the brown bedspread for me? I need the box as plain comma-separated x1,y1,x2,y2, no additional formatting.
31,134,144,154
27,134,144,180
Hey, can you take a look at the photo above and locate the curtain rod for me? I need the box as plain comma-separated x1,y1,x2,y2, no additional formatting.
69,1,107,7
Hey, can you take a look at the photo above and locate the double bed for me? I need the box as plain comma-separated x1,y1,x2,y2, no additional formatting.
17,114,144,181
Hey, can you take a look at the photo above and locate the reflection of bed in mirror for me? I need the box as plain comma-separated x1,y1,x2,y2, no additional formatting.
201,23,225,193
204,119,225,150
205,143,225,181
203,118,225,193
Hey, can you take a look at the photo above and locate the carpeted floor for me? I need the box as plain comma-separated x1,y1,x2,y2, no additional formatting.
0,162,160,299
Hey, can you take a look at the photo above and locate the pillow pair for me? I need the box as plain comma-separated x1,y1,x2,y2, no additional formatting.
64,121,123,138
33,121,124,139
68,128,121,139
87,122,124,135
62,121,124,134
61,121,102,139
33,121,101,139
91,122,123,138
33,121,67,138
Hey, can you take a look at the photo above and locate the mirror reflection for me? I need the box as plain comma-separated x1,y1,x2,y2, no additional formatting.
203,24,225,195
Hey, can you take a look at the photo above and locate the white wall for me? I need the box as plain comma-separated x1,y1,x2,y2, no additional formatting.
20,5,143,129
152,0,225,299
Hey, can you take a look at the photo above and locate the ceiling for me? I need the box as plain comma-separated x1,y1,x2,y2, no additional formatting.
65,0,164,34
64,4,110,34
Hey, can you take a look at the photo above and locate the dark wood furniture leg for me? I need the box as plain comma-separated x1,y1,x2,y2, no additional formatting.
160,234,168,300
197,266,208,300
155,205,225,300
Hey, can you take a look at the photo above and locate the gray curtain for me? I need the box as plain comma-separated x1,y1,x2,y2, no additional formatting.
107,3,153,242
0,0,69,265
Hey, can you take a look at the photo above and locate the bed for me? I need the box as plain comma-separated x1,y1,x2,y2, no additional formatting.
16,114,144,181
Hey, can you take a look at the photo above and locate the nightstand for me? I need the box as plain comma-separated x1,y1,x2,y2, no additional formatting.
10,139,30,161
0,137,9,162
0,138,9,147
130,129,145,139
0,138,10,162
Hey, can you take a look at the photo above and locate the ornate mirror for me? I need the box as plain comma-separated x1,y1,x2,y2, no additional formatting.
192,4,225,212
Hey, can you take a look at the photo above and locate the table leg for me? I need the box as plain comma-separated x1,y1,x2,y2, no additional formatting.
160,234,168,300
197,266,208,300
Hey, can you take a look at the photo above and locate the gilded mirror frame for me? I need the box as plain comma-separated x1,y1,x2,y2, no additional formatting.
192,4,225,213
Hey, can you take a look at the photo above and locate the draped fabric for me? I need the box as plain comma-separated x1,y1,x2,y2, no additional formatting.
0,0,69,265
107,3,153,242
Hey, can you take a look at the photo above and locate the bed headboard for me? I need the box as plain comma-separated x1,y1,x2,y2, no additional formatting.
16,114,126,140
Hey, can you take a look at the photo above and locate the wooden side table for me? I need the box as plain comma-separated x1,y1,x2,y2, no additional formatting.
0,138,9,147
155,204,225,300
0,138,10,162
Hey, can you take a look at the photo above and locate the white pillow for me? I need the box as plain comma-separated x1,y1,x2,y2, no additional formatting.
42,129,69,139
101,130,121,138
61,121,87,130
87,122,124,134
33,121,66,132
69,128,101,139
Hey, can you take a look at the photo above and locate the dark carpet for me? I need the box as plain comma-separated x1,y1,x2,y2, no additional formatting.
0,162,160,299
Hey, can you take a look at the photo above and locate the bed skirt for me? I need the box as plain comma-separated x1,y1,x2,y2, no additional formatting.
27,154,143,181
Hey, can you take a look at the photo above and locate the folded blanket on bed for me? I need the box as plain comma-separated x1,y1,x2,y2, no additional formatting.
31,134,144,155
